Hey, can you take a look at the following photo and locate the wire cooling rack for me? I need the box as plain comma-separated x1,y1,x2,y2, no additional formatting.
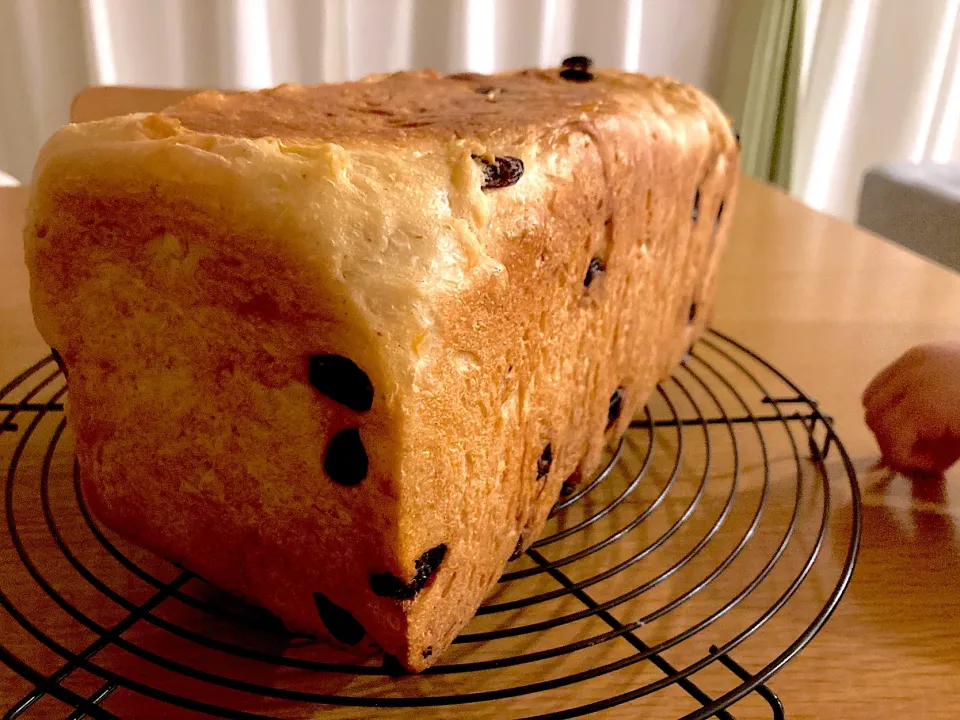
0,329,861,719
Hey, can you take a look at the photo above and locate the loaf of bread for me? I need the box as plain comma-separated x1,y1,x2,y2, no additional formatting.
24,64,738,671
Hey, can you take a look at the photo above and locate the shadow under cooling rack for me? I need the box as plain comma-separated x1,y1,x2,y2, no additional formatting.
0,329,861,720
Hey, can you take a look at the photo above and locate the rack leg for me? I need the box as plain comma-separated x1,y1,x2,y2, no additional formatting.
709,646,785,720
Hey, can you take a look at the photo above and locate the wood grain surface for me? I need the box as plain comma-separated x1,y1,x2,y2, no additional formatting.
2,94,960,718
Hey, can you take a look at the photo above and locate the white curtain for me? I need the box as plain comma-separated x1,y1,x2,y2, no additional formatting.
1,0,958,223
796,0,960,218
0,0,732,186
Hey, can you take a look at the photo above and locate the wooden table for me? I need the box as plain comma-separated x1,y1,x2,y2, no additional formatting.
2,177,960,719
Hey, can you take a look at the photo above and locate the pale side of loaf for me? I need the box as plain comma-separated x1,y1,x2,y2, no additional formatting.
24,68,738,671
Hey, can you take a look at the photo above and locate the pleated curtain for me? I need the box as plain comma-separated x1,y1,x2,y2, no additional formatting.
1,0,959,220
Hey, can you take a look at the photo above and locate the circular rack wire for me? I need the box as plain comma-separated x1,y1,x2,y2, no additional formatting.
0,329,861,720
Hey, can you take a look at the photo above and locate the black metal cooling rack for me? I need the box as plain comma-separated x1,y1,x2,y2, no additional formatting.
0,329,861,719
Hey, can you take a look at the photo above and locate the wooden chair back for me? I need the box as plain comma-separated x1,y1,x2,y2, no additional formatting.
71,86,205,123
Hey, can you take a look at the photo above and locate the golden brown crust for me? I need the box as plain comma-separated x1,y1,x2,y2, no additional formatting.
163,70,720,147
24,67,738,672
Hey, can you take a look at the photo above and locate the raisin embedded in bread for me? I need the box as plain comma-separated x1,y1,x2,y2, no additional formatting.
24,66,738,671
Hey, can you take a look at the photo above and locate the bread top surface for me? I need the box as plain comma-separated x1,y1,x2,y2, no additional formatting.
30,68,735,390
161,69,724,147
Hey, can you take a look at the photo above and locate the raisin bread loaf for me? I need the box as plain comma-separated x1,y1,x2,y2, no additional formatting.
24,64,738,671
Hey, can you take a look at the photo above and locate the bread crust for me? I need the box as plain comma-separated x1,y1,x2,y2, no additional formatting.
24,68,738,671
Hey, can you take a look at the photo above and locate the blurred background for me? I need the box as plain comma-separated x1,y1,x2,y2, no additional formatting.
0,0,958,223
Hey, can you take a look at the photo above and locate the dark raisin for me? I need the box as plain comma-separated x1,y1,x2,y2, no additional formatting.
560,67,593,82
472,154,524,190
313,592,365,645
692,187,701,223
716,200,725,225
422,646,433,659
382,654,407,677
308,354,373,412
734,130,741,146
448,72,483,82
688,302,698,324
324,429,369,486
370,544,447,600
584,257,605,288
562,55,593,70
50,348,67,378
607,387,624,430
537,444,553,480
510,537,525,560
